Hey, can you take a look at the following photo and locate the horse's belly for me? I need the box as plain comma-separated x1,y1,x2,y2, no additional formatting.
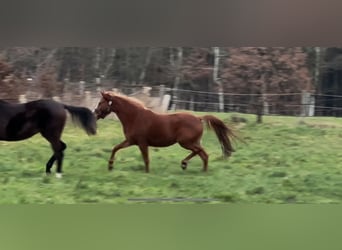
4,123,39,141
148,140,176,147
0,125,7,140
147,136,177,147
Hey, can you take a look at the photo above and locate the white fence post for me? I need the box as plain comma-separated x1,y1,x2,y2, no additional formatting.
309,94,315,117
301,91,315,116
159,85,165,105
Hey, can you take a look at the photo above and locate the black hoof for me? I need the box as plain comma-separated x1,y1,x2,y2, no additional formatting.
181,163,187,170
108,166,113,171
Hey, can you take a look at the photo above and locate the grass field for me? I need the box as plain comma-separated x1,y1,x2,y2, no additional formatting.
0,112,341,204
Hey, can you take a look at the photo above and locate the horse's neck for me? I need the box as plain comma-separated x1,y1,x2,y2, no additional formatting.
114,98,142,125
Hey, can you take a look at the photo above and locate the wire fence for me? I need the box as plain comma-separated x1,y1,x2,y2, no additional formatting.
116,85,342,117
164,87,341,117
1,83,342,117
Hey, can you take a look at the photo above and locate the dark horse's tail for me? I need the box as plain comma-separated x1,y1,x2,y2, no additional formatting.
64,105,97,135
201,115,238,158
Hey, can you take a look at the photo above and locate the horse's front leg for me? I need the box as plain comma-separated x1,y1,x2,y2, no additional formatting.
138,144,150,173
108,140,131,171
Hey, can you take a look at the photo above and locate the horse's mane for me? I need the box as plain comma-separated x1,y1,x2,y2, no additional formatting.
106,91,146,109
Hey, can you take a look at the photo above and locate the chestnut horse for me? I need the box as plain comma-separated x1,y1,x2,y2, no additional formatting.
95,91,237,173
0,99,97,177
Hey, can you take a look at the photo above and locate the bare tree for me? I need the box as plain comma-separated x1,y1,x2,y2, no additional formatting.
213,47,224,112
104,48,116,79
171,47,183,110
138,47,154,84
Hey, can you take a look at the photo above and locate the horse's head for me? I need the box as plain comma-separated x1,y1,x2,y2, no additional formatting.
94,91,113,120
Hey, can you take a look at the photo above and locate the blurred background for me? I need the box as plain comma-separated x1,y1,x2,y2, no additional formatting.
0,47,341,119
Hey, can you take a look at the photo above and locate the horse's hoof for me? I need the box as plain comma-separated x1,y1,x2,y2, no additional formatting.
108,166,113,171
181,163,187,170
55,173,63,178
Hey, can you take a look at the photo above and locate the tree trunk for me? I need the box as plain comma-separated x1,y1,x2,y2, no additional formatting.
34,48,58,80
169,47,175,67
314,47,322,89
256,98,263,123
138,47,153,84
104,48,116,79
125,48,132,84
256,74,267,123
171,47,183,110
94,47,101,77
213,47,224,112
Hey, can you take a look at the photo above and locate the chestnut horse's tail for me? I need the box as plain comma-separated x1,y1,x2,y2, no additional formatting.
64,105,97,135
201,115,238,158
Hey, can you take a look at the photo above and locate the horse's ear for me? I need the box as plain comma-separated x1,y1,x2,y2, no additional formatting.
101,91,110,100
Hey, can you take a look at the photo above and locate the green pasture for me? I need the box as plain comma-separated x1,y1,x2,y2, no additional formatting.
0,112,341,204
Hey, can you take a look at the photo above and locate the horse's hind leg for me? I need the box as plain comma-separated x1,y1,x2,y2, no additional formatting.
180,151,197,170
49,140,66,178
41,126,66,177
138,144,150,173
179,141,209,171
46,155,55,174
40,110,67,177
198,149,209,172
45,141,66,174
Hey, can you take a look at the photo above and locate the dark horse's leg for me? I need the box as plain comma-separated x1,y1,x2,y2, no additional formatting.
45,141,67,175
46,155,55,174
138,144,150,173
40,112,66,177
43,137,66,177
108,140,131,171
53,140,66,178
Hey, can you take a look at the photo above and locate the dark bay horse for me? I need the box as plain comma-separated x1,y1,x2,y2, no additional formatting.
0,99,97,177
94,91,237,173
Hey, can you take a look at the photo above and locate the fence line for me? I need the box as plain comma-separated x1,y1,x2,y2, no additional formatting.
165,87,342,98
3,84,342,117
165,87,341,117
165,88,306,96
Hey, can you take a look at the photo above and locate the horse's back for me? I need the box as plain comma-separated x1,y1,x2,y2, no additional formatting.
0,99,66,141
26,99,64,111
157,112,201,130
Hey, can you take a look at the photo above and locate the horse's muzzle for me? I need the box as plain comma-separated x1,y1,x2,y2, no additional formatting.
93,110,102,120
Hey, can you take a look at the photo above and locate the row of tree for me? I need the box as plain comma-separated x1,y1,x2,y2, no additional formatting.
0,46,314,90
0,47,341,118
